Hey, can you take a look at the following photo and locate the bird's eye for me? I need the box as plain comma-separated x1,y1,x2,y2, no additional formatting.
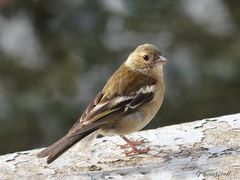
143,55,149,61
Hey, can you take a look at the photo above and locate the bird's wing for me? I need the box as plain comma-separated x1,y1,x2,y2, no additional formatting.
68,85,155,136
68,64,157,136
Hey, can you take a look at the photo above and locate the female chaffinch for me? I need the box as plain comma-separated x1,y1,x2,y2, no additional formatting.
37,44,168,164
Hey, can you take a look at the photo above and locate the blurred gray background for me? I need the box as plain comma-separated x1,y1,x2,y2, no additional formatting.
0,0,239,155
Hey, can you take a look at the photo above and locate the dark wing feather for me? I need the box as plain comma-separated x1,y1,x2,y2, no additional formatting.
128,90,154,110
80,92,104,121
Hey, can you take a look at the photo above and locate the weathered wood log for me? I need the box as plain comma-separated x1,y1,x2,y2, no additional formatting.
0,113,240,179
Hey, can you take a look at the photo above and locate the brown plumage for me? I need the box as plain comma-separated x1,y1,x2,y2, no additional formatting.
37,44,168,164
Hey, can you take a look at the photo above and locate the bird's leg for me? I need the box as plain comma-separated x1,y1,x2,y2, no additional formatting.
120,135,150,156
118,136,145,148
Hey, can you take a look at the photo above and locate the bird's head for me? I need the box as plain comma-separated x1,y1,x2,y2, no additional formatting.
125,44,168,76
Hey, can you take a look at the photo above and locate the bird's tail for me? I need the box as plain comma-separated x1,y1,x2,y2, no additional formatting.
37,128,97,164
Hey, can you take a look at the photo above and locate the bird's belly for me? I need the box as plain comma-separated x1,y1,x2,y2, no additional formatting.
113,111,146,135
101,100,162,135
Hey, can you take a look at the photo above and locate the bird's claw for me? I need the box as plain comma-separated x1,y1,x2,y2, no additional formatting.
124,147,150,156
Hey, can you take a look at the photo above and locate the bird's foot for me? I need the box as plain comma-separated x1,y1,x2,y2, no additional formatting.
119,135,150,156
118,139,145,149
124,147,150,156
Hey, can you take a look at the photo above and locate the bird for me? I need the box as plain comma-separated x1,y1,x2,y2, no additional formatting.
37,44,168,164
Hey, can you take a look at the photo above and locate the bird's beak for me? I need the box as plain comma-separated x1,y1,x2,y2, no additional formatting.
156,55,168,64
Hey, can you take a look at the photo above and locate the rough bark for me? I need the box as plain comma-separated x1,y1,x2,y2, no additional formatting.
0,113,240,179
